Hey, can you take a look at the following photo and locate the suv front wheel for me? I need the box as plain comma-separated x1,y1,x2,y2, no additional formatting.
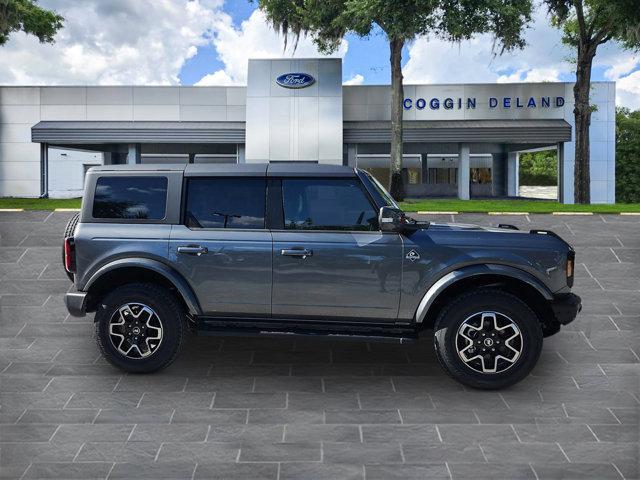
433,289,543,389
95,283,185,373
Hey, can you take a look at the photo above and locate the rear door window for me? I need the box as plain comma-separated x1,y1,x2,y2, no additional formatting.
93,176,167,220
185,177,266,229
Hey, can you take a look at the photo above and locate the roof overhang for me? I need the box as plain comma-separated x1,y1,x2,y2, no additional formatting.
32,121,246,144
344,119,572,144
32,119,571,146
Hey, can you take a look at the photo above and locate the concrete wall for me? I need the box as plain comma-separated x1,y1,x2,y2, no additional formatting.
245,58,342,163
0,87,42,196
0,86,246,197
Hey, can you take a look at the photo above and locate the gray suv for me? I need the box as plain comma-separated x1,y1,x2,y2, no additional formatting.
63,164,581,389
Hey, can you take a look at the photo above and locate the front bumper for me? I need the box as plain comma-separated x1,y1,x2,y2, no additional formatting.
550,293,582,326
65,292,88,317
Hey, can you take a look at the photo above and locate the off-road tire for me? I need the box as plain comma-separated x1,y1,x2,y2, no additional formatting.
95,283,185,373
61,212,80,282
433,288,543,389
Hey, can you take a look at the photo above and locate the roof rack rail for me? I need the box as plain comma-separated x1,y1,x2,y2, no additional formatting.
530,229,562,240
497,224,519,230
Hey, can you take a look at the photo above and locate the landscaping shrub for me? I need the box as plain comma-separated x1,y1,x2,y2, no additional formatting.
616,108,640,203
519,150,558,186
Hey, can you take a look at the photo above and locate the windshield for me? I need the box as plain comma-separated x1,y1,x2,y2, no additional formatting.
360,170,400,209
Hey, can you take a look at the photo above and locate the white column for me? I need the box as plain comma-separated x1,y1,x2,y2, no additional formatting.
507,151,519,197
457,143,470,200
237,144,245,163
346,144,357,167
127,144,141,164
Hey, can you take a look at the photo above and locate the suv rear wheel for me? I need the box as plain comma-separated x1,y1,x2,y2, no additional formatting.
95,283,185,373
433,288,543,389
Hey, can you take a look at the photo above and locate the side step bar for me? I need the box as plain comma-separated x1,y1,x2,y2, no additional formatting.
195,317,419,344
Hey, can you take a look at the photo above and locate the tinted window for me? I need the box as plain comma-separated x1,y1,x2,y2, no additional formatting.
360,170,399,209
93,176,167,220
282,178,377,231
185,178,266,229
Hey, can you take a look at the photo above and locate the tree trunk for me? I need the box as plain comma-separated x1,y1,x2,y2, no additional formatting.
573,46,595,204
389,36,405,201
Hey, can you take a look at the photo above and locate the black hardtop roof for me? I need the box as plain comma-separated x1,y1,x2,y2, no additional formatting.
88,163,358,177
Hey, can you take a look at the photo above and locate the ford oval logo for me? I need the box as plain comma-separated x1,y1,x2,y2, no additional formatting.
276,72,315,89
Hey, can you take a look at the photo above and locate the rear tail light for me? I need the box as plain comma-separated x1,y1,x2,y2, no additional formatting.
64,237,76,274
566,251,575,287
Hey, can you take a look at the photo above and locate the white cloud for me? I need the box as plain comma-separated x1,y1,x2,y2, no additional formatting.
497,67,561,83
403,10,571,85
343,73,364,85
604,54,639,81
196,9,348,86
195,70,236,86
0,0,224,85
616,70,640,110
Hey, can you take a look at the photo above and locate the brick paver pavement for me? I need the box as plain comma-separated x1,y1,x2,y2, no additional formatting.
0,211,638,479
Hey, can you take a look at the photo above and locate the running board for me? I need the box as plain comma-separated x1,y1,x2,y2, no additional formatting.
195,317,418,344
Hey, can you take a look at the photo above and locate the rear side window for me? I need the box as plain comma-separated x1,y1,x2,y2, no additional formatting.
282,178,377,231
93,176,167,220
185,177,266,229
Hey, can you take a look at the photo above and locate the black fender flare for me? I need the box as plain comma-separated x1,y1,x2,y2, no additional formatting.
414,264,554,323
83,258,202,316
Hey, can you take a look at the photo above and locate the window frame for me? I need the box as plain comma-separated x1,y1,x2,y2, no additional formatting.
181,176,268,231
90,175,169,223
273,176,384,233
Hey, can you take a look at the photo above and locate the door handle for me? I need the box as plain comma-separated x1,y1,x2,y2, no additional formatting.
281,248,313,259
177,245,208,256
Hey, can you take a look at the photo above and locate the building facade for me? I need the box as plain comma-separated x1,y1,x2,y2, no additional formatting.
0,58,616,203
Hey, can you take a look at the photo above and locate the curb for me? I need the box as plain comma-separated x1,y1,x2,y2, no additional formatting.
620,212,640,216
552,212,594,215
54,208,81,212
0,208,24,212
487,212,529,215
416,211,458,215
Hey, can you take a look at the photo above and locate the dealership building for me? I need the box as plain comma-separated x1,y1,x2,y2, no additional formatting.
0,58,616,203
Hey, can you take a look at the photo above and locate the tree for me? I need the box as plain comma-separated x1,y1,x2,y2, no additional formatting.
0,0,63,46
615,107,640,203
519,150,558,186
258,0,532,200
544,0,640,204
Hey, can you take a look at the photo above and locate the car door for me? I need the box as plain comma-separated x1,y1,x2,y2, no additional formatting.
272,177,403,321
169,176,272,316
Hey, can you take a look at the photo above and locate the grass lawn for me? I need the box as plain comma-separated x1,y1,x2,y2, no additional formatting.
1,197,639,213
400,199,640,214
0,198,82,210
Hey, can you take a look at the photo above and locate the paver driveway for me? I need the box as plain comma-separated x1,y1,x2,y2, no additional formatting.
0,211,638,480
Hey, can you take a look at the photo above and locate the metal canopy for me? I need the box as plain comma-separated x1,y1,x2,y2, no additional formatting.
343,119,572,144
32,121,246,144
32,119,571,146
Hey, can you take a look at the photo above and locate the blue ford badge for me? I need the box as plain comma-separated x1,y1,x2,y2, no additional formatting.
276,73,315,89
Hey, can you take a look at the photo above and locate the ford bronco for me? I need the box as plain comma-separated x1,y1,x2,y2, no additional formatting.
63,164,580,389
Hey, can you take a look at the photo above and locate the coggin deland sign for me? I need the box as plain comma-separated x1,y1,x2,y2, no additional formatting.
275,71,566,111
403,95,565,110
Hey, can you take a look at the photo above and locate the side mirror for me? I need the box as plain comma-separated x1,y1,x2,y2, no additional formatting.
379,206,406,232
